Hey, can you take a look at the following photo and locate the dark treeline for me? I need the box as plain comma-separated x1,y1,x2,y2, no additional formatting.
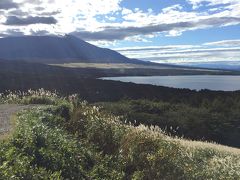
1,67,240,105
1,60,240,103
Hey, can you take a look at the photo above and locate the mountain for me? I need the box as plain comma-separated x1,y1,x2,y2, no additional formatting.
183,62,240,71
0,35,139,64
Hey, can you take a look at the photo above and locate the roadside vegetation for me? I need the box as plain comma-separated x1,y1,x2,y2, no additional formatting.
97,99,240,148
0,89,239,179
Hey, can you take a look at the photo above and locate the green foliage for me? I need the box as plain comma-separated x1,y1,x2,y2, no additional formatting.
0,106,89,179
67,102,240,180
0,93,126,179
98,99,240,148
68,103,127,155
0,91,239,179
119,127,240,179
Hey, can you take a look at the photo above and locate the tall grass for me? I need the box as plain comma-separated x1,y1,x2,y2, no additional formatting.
0,88,62,105
0,90,239,179
69,101,240,179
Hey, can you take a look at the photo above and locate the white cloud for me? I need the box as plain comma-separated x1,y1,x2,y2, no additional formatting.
162,4,183,13
0,0,123,36
121,8,132,15
204,39,240,46
115,41,240,64
0,0,239,44
187,0,239,9
114,45,199,51
166,30,183,37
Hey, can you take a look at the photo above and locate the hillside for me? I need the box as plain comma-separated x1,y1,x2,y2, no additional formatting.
0,35,137,64
0,91,239,179
97,99,240,148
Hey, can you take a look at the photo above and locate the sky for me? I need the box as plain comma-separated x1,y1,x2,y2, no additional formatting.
0,0,240,65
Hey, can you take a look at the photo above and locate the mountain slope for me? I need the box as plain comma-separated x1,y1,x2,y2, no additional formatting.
0,35,135,64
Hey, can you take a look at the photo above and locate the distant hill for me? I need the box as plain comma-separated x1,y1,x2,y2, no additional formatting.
185,62,240,71
0,35,141,64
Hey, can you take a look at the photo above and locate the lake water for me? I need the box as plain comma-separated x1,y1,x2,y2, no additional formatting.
101,75,240,91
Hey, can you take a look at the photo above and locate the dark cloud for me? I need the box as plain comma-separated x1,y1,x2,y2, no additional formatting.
24,0,55,5
0,0,18,10
40,10,61,16
35,7,45,11
0,33,7,37
6,29,24,36
7,9,28,16
6,8,59,17
29,29,51,36
24,0,43,4
71,22,193,41
4,16,58,25
71,17,240,41
0,29,24,37
0,29,50,37
34,7,61,16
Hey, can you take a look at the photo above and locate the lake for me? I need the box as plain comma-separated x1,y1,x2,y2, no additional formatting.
101,75,240,91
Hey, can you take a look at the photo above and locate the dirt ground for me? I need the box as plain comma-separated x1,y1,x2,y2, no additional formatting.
0,104,32,135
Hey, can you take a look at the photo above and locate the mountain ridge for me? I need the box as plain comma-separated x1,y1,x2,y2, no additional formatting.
0,35,141,64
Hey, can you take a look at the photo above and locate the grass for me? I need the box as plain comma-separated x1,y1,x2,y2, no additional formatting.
51,63,158,69
51,62,223,72
179,138,240,155
0,89,239,179
97,99,240,148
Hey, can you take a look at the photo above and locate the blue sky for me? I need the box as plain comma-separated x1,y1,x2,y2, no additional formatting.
0,0,240,65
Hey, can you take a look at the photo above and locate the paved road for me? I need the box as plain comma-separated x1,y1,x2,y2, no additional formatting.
0,104,32,135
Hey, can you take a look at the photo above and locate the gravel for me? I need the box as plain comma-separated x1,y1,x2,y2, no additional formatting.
0,104,33,135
